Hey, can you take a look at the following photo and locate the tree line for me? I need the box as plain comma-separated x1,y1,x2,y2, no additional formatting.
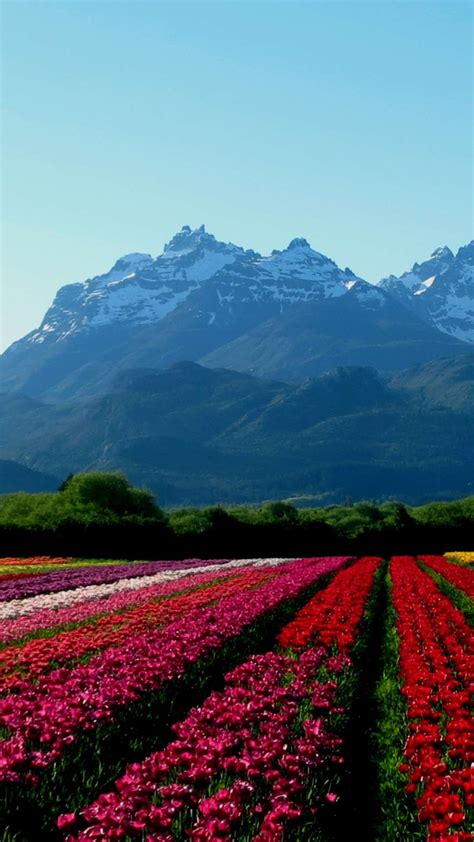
0,472,472,558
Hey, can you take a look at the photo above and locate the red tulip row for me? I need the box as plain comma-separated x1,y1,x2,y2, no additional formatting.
0,557,346,787
0,568,275,693
390,556,473,841
58,557,381,840
0,557,74,567
0,557,78,581
277,555,381,652
419,554,474,600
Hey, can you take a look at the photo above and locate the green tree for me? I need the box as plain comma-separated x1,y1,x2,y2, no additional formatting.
61,472,162,520
260,501,299,526
169,508,211,535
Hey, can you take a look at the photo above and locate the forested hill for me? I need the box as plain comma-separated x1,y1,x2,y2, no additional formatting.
1,352,473,505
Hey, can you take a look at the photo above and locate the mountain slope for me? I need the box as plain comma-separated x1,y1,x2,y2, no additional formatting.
0,226,254,399
1,227,467,399
379,241,474,342
200,283,461,380
390,349,474,413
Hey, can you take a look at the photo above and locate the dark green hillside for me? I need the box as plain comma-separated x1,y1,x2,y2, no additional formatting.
0,392,69,447
1,356,472,506
390,349,474,412
239,367,393,434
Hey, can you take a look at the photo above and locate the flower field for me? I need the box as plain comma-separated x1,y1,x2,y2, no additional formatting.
0,554,472,841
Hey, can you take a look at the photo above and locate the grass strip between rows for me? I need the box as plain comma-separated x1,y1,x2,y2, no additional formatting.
370,567,424,841
321,560,385,841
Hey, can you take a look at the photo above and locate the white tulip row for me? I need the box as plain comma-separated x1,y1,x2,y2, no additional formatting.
0,557,296,620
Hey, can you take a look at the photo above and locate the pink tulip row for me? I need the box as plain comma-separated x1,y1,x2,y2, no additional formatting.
0,568,277,694
0,558,291,639
0,556,348,785
58,556,376,841
59,647,349,841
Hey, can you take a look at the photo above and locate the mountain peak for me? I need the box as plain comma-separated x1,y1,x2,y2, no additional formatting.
430,245,454,261
379,238,473,344
163,224,216,256
269,238,331,265
286,237,311,251
456,240,474,262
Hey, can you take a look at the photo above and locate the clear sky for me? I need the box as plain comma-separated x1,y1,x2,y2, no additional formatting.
1,0,472,350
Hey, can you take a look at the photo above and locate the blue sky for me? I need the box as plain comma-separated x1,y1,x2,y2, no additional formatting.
2,0,472,349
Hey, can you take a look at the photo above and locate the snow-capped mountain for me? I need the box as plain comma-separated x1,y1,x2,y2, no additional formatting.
25,228,368,347
28,226,252,345
379,241,474,342
208,236,360,306
0,226,466,399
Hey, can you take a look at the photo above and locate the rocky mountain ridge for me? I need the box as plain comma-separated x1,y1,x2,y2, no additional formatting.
1,227,471,399
379,241,474,342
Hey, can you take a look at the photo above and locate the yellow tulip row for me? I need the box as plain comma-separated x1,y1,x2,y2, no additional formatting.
444,551,474,565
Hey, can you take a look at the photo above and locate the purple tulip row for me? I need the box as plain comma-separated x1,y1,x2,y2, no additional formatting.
0,557,348,785
59,646,349,840
0,557,232,602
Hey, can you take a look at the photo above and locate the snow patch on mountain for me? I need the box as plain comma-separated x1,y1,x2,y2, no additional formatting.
207,238,360,312
86,284,194,328
90,254,154,288
413,276,436,295
348,280,386,308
